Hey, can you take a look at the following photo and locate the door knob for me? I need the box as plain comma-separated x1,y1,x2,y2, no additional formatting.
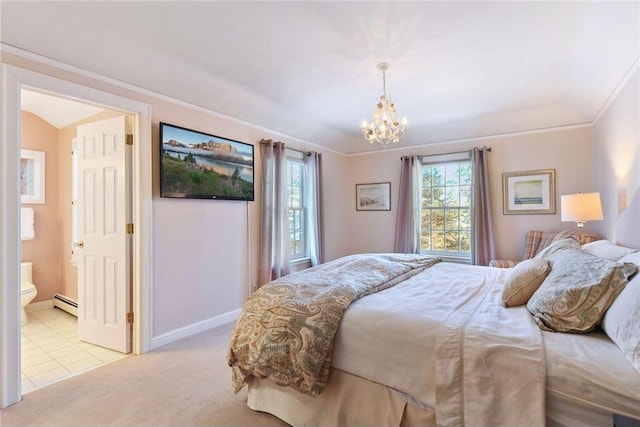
72,241,84,248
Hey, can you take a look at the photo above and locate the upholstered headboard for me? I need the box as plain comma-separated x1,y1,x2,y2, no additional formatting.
615,188,640,250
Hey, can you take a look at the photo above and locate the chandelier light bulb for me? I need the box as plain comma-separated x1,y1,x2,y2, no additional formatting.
361,62,408,147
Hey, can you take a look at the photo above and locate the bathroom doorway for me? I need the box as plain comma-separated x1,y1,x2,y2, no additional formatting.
1,64,153,408
20,92,132,391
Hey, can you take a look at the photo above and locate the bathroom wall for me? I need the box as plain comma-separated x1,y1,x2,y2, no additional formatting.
20,112,60,303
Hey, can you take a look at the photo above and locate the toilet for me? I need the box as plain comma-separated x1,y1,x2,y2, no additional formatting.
20,262,38,326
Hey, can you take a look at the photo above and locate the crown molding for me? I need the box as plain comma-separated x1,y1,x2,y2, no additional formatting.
592,56,640,125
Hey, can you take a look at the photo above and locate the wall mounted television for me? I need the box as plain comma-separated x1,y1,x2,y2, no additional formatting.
160,122,254,201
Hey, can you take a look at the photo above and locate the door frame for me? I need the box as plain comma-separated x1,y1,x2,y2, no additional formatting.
0,64,153,408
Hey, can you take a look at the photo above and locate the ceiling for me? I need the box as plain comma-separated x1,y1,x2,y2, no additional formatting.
2,1,638,154
21,90,105,129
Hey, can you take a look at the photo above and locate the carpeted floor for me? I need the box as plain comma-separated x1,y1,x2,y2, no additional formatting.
1,322,289,427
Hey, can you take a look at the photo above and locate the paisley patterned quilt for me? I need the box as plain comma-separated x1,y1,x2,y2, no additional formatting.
227,253,441,396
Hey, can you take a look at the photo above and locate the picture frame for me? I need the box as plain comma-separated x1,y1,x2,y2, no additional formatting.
356,182,391,211
20,149,46,204
502,169,555,214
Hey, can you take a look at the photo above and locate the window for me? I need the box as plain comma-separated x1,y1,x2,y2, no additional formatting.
420,157,472,259
286,151,307,260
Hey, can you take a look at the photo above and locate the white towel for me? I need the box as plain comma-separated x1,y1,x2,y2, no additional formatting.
21,207,34,240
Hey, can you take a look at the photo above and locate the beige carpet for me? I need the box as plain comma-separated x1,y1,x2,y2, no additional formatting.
1,322,289,427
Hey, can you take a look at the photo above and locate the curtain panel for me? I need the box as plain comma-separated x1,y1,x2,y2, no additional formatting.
304,152,325,266
394,155,422,253
471,147,495,265
259,139,291,287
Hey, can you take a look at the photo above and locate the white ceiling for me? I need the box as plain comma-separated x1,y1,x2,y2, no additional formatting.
2,1,638,154
21,90,105,129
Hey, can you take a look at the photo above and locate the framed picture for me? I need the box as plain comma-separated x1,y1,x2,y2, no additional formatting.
20,149,46,204
502,169,555,214
356,182,391,211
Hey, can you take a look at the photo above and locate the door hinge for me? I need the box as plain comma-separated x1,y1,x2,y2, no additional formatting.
126,134,133,145
127,312,134,324
127,223,134,234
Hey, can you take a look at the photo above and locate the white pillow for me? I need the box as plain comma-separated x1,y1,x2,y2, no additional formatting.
618,252,640,281
581,240,637,262
618,251,640,268
602,272,640,373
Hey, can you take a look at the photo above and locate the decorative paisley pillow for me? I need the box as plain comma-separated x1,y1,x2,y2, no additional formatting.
527,249,637,333
533,236,580,260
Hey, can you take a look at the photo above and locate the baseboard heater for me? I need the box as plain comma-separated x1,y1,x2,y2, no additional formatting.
52,293,78,317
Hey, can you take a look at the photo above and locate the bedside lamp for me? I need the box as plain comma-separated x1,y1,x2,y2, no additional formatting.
561,192,603,229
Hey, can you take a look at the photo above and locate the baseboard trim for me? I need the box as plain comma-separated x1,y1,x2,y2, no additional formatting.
150,309,241,350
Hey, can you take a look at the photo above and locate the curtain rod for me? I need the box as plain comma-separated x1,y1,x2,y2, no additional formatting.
400,146,492,160
287,146,312,156
260,139,311,156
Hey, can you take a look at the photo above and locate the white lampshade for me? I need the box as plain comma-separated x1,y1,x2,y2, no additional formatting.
561,192,604,228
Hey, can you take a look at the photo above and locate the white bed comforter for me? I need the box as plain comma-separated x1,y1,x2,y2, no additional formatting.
332,262,546,427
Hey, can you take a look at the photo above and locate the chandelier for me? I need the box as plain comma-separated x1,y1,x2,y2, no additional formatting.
361,62,408,146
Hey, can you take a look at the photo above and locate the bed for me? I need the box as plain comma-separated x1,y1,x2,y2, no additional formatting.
228,192,640,427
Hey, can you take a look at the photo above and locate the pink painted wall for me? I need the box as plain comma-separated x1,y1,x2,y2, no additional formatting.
20,112,60,303
346,126,595,262
593,69,640,242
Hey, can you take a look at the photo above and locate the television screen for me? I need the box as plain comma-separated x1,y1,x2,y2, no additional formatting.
160,122,254,201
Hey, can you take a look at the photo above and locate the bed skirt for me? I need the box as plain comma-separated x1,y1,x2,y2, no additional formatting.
248,368,436,427
248,368,632,427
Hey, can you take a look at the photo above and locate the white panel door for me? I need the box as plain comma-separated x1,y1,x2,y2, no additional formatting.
76,116,131,353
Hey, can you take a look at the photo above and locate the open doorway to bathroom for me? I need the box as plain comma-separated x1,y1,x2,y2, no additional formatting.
20,90,131,392
1,64,152,409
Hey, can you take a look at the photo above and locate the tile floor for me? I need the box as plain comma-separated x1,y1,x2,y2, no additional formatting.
21,308,128,393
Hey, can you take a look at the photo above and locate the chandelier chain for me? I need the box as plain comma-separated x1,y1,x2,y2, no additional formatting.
382,68,386,96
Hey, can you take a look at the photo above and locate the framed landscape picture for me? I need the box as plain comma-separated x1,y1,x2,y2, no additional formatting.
502,169,555,214
356,182,391,211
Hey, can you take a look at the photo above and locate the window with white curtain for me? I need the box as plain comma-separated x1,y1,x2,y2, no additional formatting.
421,153,472,260
286,150,307,260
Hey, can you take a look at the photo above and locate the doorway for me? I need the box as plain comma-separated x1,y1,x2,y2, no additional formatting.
20,93,132,391
1,64,153,408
